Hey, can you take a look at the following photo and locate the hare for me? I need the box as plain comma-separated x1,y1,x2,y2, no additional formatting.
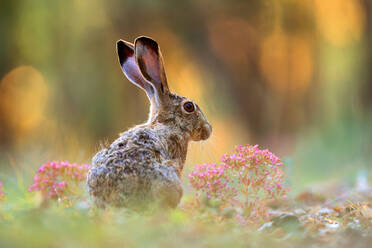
87,36,212,210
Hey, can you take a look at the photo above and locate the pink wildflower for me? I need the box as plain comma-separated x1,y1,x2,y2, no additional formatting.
188,144,289,223
0,183,5,201
28,161,90,202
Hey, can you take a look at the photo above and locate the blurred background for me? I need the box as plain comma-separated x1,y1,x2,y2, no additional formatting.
0,0,371,192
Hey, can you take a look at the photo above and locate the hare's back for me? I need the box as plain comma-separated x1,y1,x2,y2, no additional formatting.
92,127,164,166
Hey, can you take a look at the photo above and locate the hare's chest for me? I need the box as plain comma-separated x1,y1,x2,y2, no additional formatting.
165,134,188,165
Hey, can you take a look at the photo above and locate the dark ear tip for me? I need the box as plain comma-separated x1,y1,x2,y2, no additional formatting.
135,36,159,50
116,40,124,53
117,39,134,64
117,39,134,48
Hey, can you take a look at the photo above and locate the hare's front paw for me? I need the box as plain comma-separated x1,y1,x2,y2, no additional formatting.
152,174,183,208
165,183,183,208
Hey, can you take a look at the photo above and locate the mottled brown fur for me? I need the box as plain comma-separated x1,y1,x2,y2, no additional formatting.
87,37,211,210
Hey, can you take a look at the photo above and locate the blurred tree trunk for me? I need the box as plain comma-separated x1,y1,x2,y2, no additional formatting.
362,0,372,109
0,1,17,149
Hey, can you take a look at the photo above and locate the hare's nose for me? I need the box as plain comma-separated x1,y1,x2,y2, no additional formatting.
201,123,212,140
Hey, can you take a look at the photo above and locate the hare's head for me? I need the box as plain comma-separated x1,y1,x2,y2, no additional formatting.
117,36,211,141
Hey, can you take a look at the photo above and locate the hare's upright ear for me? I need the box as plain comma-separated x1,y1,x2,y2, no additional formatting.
117,40,155,99
135,36,169,103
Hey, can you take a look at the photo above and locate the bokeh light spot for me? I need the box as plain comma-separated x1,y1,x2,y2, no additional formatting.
314,0,366,46
259,33,313,94
0,66,49,135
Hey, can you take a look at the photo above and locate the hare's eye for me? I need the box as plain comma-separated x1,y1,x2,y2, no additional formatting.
183,101,195,113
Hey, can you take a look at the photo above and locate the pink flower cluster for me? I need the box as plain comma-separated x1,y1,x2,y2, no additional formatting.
0,183,5,201
28,161,90,201
188,163,237,200
188,145,289,221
